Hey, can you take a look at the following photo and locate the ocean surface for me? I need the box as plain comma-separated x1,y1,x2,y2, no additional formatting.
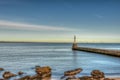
0,43,120,80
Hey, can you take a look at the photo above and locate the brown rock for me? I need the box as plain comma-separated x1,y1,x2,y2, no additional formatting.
64,68,83,76
18,75,31,80
91,70,104,79
104,78,115,80
0,68,4,71
35,66,51,78
18,74,51,80
79,76,92,80
2,71,17,79
18,71,24,75
66,77,80,80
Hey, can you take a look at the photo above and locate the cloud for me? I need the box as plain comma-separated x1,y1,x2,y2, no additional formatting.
0,20,75,31
95,14,103,19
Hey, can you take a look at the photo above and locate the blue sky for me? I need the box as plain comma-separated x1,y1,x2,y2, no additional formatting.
0,0,120,43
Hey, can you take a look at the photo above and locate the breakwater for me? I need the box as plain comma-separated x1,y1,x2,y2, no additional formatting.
72,36,120,57
73,47,120,57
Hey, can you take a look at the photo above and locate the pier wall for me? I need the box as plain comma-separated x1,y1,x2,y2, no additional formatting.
73,47,120,57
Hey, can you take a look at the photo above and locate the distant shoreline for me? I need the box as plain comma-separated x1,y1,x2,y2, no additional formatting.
0,41,120,44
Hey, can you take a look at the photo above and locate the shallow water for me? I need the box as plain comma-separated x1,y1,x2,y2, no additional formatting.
0,43,120,79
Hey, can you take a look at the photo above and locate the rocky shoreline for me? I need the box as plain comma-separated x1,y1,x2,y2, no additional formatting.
0,67,120,80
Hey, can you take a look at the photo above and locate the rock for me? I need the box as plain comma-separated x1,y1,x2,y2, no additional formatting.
64,68,83,76
91,70,104,79
18,75,51,80
30,75,40,80
18,75,31,80
30,74,48,80
2,71,17,79
18,71,24,75
31,65,41,70
35,66,51,78
66,77,80,80
18,66,51,80
79,76,92,80
104,78,115,80
35,65,41,68
0,68,4,71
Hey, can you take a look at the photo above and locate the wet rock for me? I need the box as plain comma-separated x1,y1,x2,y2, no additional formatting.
64,68,83,76
79,76,92,80
35,66,51,78
0,68,4,71
35,65,41,68
104,78,115,80
18,71,24,75
30,75,40,80
18,75,51,80
31,65,41,70
18,75,31,80
17,66,51,80
2,71,17,79
30,74,51,80
66,77,80,80
91,70,104,79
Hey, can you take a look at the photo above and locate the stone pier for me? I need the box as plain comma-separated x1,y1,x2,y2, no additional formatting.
72,36,120,57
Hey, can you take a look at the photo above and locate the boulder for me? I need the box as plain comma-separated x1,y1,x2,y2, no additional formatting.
18,75,31,80
35,66,51,78
2,71,17,79
91,70,104,79
66,77,80,80
18,75,51,80
64,68,83,76
0,68,4,71
79,76,92,80
18,71,24,75
35,66,51,79
104,78,115,80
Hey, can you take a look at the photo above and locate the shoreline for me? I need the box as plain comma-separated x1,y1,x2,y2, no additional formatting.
0,68,120,80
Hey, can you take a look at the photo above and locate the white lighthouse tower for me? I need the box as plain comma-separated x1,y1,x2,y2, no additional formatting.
72,35,77,50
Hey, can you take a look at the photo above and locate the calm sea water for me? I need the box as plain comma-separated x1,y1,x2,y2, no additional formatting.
0,43,120,79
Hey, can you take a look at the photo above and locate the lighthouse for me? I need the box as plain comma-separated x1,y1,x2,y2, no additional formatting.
72,35,77,50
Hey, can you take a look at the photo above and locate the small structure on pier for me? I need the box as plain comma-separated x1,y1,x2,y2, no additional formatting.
71,35,120,57
72,35,77,50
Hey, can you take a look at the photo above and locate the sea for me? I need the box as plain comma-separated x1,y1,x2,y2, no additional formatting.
0,43,120,80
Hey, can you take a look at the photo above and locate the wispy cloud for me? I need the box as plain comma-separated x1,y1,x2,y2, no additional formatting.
0,20,75,31
95,14,103,19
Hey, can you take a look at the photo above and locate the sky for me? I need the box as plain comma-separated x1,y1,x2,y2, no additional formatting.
0,0,120,43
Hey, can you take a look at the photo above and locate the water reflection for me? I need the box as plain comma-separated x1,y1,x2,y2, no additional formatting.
72,50,77,68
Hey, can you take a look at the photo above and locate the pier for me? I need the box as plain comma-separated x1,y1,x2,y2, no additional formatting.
72,36,120,57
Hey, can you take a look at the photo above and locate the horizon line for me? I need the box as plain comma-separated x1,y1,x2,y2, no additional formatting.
0,41,120,44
